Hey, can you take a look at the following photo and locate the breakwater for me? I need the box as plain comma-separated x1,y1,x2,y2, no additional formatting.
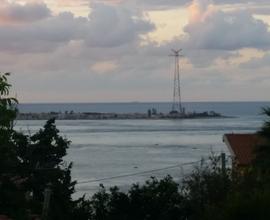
17,111,224,120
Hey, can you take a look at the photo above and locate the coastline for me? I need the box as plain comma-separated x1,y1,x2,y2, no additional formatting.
16,111,229,120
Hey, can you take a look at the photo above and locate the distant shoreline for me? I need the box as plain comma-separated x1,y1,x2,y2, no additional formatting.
18,101,270,105
16,102,268,117
17,111,229,120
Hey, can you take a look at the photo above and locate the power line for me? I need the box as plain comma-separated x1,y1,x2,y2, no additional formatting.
77,160,206,185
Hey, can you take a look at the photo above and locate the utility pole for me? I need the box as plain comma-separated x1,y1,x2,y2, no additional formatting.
170,49,184,114
221,153,226,177
42,183,52,220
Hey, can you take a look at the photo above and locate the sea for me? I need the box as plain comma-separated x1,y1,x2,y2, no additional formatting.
15,102,270,197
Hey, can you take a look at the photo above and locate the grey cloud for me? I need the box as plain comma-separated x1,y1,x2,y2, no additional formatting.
0,3,154,53
133,0,190,10
184,10,270,50
214,0,270,4
0,12,83,53
1,0,270,103
0,2,51,23
139,40,233,68
96,0,270,10
240,52,270,69
84,3,154,47
247,6,270,15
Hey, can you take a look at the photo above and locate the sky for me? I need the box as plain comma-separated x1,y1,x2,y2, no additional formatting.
1,0,270,102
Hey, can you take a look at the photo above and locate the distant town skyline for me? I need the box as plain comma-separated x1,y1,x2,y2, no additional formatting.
1,0,270,102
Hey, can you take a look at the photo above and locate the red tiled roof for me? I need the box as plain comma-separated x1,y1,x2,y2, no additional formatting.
0,215,11,220
223,134,265,166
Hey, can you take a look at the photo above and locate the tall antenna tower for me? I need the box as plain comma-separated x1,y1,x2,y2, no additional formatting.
170,49,184,114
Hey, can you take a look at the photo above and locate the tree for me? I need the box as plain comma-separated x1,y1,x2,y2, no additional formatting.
86,176,185,220
0,72,18,172
258,107,270,139
79,156,234,220
0,73,77,219
23,118,77,219
253,107,270,172
0,72,17,129
0,73,28,219
180,156,232,220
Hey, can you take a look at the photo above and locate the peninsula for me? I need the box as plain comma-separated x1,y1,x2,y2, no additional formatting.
17,110,224,120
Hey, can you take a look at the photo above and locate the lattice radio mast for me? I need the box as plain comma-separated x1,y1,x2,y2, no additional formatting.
170,49,184,114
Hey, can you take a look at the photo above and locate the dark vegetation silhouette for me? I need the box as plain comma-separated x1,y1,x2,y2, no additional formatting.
254,107,270,171
0,73,77,219
1,73,270,219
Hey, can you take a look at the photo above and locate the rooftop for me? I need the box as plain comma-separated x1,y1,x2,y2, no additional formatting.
223,133,265,166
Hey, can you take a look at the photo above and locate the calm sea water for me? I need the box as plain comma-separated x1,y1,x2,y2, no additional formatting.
15,102,269,197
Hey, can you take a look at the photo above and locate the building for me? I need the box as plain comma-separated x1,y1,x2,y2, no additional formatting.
223,133,265,169
0,215,11,220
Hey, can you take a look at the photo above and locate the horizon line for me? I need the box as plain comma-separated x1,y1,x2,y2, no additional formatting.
18,100,270,105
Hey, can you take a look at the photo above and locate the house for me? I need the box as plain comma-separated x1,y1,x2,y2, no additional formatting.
223,133,265,169
0,215,11,220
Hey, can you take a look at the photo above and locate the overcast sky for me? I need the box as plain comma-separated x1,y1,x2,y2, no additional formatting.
1,0,270,102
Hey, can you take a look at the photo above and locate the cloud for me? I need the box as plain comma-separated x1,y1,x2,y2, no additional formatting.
55,0,89,7
84,3,154,47
0,3,154,53
248,5,270,15
89,0,270,10
1,0,269,102
183,0,270,50
0,12,83,53
90,60,118,74
214,0,270,4
240,51,270,69
0,1,51,24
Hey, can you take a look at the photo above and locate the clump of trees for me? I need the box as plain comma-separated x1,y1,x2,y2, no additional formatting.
0,73,77,219
78,158,233,220
1,72,270,220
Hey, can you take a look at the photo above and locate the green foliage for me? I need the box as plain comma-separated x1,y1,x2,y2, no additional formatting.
77,151,270,220
126,176,184,220
18,118,77,219
258,107,270,139
0,73,24,217
86,176,185,220
181,156,232,220
0,72,18,129
0,72,19,173
219,190,270,220
0,74,77,219
73,156,233,220
253,107,270,172
72,196,93,220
